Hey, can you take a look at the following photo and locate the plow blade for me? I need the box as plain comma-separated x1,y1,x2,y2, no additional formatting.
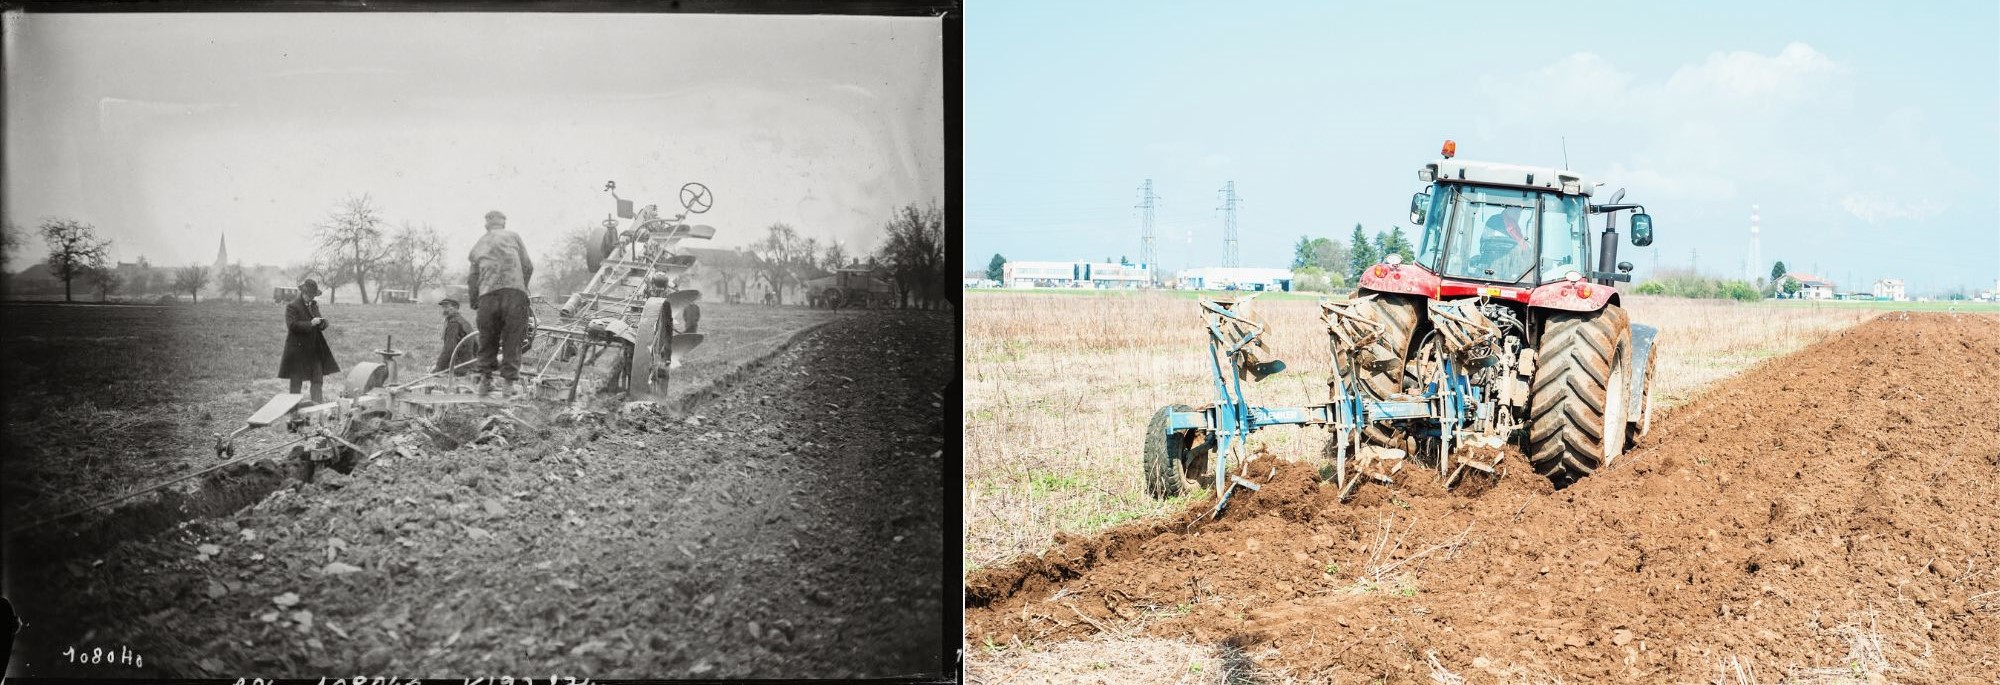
671,224,717,241
668,333,704,366
665,289,701,321
647,254,699,279
648,224,716,248
247,393,308,427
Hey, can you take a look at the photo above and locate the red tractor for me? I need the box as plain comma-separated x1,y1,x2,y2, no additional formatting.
1345,140,1660,486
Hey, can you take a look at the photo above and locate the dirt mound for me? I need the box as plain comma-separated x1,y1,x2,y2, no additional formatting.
967,313,2000,682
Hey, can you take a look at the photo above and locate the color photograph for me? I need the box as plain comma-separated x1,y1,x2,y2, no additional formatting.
963,2,2000,682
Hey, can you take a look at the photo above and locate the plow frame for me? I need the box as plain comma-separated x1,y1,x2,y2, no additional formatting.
1158,297,1488,517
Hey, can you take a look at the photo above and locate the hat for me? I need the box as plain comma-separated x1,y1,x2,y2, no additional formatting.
438,297,460,308
299,279,320,295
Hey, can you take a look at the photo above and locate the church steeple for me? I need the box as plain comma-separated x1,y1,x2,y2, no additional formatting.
214,234,228,272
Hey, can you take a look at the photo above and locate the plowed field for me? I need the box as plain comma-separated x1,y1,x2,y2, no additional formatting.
5,310,953,679
967,313,2000,683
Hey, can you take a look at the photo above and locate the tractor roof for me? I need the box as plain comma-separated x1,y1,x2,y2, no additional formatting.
1425,158,1595,197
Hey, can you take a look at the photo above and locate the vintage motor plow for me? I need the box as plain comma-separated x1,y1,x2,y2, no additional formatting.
517,180,714,403
1145,294,1517,517
211,180,720,475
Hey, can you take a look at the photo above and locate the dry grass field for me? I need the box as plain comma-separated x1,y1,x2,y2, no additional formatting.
962,291,1882,572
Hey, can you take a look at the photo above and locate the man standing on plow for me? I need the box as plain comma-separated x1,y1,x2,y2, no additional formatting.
467,210,535,398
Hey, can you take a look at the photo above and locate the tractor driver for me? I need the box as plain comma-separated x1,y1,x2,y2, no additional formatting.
1472,206,1533,279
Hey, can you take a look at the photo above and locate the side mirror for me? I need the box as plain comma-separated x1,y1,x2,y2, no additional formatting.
1629,213,1653,247
1409,191,1430,225
1617,261,1634,273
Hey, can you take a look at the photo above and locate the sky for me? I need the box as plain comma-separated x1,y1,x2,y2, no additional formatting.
967,1,2000,295
4,11,944,277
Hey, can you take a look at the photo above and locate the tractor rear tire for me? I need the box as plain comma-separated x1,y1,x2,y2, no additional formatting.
1528,305,1633,486
1333,292,1423,446
1145,404,1194,499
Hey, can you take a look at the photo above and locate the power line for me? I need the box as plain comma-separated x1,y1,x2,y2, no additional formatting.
1217,181,1241,268
1136,179,1160,284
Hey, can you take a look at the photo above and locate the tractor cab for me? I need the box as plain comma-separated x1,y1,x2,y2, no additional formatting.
1410,164,1593,288
1394,140,1653,298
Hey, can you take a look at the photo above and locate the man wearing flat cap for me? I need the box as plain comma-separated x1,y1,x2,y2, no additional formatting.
277,278,339,403
466,210,534,397
433,297,475,376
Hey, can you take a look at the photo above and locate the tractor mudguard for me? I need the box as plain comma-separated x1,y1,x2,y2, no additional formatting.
1526,280,1616,312
1356,262,1441,299
1627,323,1658,419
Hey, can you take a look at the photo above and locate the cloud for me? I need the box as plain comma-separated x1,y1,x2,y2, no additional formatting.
1476,43,1949,222
1659,42,1845,108
1838,194,1945,223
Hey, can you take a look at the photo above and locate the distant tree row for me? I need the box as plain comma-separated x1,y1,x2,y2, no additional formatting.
1288,224,1415,292
3,217,235,303
534,200,949,310
1632,267,1762,302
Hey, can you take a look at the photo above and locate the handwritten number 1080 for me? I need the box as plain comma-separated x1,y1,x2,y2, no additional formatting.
61,645,143,668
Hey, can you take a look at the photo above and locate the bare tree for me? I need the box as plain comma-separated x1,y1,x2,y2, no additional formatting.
175,264,211,303
83,265,123,302
383,222,448,295
799,236,822,273
539,223,601,301
752,222,805,305
822,241,848,272
39,218,114,302
313,194,390,303
217,262,256,302
2,220,23,269
876,202,947,309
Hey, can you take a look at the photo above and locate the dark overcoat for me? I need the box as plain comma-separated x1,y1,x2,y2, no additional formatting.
278,295,341,381
434,312,475,372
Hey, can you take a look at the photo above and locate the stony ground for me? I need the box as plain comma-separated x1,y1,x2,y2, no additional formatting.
5,308,953,679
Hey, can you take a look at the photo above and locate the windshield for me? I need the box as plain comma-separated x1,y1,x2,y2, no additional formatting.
1536,194,1591,282
1415,184,1591,285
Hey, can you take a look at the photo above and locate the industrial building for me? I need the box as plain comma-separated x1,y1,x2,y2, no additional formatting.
1175,267,1295,292
1001,261,1153,289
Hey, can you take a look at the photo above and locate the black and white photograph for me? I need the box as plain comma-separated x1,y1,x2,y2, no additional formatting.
2,5,953,680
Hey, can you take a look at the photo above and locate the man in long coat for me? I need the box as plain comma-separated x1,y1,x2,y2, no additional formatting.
278,278,340,402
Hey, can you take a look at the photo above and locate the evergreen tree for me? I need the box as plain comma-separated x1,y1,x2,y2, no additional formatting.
1769,260,1787,283
1348,224,1377,284
1291,235,1314,270
985,253,1007,282
1383,227,1416,262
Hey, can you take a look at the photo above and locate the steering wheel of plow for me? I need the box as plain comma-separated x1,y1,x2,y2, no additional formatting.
679,182,713,214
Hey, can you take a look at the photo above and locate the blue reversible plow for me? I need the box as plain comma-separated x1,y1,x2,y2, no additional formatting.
1145,295,1518,518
